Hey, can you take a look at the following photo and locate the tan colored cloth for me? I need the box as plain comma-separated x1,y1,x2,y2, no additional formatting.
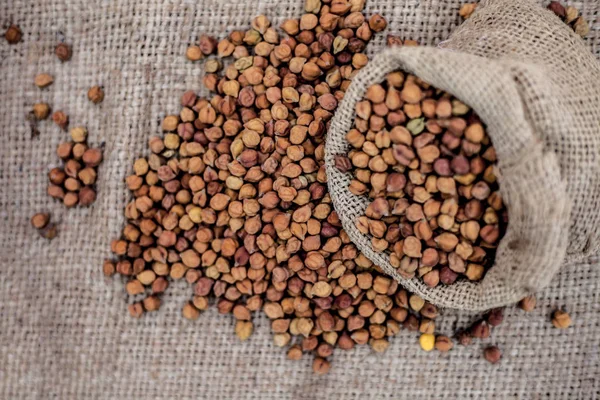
326,0,600,311
0,0,598,398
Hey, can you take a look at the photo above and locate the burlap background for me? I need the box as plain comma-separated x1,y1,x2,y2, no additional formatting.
0,0,598,398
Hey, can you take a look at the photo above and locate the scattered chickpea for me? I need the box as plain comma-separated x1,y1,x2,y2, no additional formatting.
52,111,69,130
483,346,502,364
419,333,435,352
33,103,51,120
186,46,203,61
5,25,22,44
55,43,72,61
519,295,536,312
34,73,54,89
88,86,104,104
30,213,50,229
70,127,87,143
459,3,477,19
182,302,200,320
551,310,572,329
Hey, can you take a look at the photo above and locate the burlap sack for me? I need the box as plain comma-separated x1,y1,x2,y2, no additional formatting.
326,0,600,311
1,0,599,398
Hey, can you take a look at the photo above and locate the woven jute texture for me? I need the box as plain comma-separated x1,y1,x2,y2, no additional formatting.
0,0,599,398
326,0,600,311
